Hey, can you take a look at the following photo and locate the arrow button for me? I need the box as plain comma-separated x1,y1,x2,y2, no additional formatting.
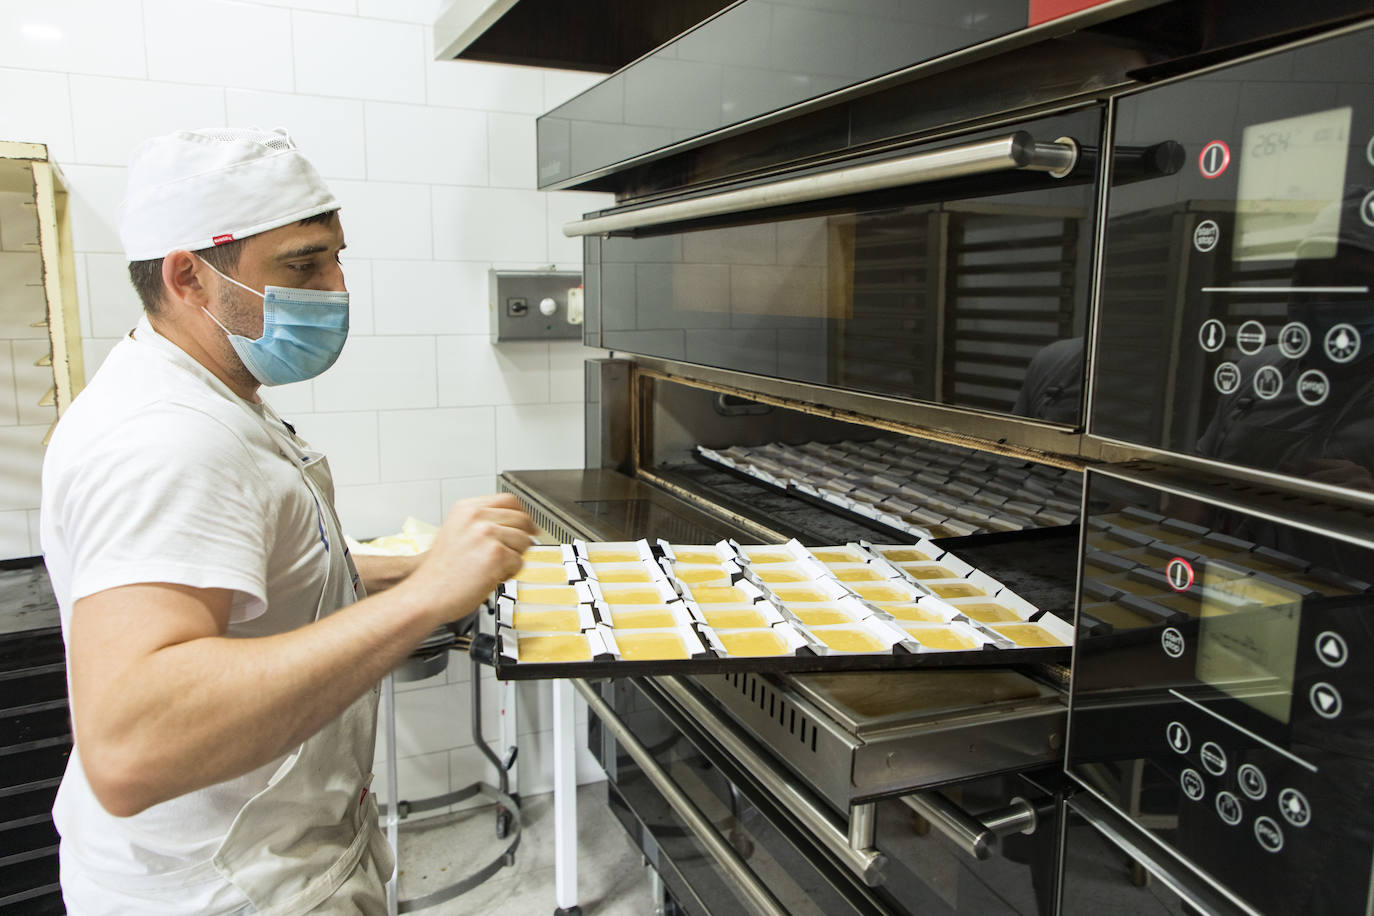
1316,631,1348,668
1310,682,1343,719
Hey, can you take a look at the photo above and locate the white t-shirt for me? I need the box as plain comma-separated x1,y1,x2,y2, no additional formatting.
41,316,333,911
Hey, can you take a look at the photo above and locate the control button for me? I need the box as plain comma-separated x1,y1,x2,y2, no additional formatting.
1167,721,1192,754
1238,763,1268,801
1367,135,1374,167
1199,319,1226,352
1253,365,1283,400
1214,362,1242,395
1278,788,1311,828
1162,627,1186,659
1165,557,1195,592
1279,322,1311,359
1237,320,1267,355
1181,768,1206,802
1254,816,1285,853
1216,790,1243,826
1362,190,1374,228
1310,682,1343,719
1200,140,1231,178
1296,369,1330,407
1325,323,1361,363
1316,631,1348,668
1194,220,1220,253
1200,741,1228,776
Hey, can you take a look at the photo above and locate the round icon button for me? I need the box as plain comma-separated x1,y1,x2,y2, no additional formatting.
1253,365,1283,400
1362,190,1374,229
1216,791,1243,826
1238,763,1267,801
1199,140,1231,178
1315,631,1348,668
1367,135,1374,167
1200,741,1228,776
1254,816,1285,853
1214,362,1242,395
1236,320,1267,355
1325,323,1361,363
1161,627,1185,659
1278,788,1311,828
1181,768,1206,802
1198,319,1226,353
1167,721,1191,754
1165,557,1195,591
1296,369,1330,407
1194,219,1220,252
1310,682,1343,719
1278,322,1311,359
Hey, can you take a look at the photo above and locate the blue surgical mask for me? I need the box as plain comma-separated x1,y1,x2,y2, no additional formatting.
199,258,349,386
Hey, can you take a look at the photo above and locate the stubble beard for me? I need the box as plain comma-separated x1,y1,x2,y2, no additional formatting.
214,281,264,393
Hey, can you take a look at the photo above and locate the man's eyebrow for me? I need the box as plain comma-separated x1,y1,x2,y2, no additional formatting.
275,242,345,260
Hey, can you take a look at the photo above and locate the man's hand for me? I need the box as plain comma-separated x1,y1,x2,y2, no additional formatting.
400,493,536,624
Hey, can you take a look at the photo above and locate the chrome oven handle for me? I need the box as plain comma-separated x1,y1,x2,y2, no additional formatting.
652,675,887,887
563,131,1079,238
570,679,790,916
901,789,1040,861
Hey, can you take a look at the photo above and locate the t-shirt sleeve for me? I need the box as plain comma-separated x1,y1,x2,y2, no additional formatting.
57,404,274,623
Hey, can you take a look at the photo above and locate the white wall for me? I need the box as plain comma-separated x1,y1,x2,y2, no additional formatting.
0,0,611,799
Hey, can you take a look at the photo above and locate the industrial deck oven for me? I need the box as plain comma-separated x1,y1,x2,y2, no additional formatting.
504,2,1374,913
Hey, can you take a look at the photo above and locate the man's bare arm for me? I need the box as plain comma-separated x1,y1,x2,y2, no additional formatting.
68,494,535,817
352,553,420,594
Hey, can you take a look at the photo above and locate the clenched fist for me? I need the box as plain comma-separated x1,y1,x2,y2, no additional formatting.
402,493,537,624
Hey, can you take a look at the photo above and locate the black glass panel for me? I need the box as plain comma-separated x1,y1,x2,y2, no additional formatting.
1068,473,1374,916
1091,25,1374,495
1058,809,1196,915
592,110,1099,423
536,0,1029,188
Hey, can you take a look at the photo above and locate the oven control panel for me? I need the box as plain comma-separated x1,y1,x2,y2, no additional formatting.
1090,24,1374,496
1068,472,1374,915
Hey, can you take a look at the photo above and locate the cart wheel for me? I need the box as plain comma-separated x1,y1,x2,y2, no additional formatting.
496,808,512,839
554,907,582,916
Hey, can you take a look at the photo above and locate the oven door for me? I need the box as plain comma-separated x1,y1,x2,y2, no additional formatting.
575,108,1104,425
589,676,1068,916
1066,464,1374,916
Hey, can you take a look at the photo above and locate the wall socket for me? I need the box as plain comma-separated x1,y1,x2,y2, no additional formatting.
489,270,583,342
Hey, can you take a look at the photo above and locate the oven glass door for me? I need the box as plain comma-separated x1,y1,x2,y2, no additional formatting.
1090,24,1374,491
1067,471,1374,915
585,109,1100,425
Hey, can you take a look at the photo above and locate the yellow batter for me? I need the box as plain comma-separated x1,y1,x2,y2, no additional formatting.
523,546,565,564
991,623,1066,648
717,629,791,657
586,546,643,563
956,602,1022,623
743,547,794,564
881,548,930,563
608,607,679,629
673,565,729,584
601,586,667,605
690,585,750,604
516,586,580,606
672,548,723,565
701,607,768,629
930,582,985,599
810,547,863,563
814,627,888,653
830,566,884,582
753,567,811,583
851,583,913,602
1209,577,1301,607
877,603,947,623
770,585,831,603
518,634,592,663
616,631,690,660
516,565,569,585
594,565,653,583
898,564,955,580
789,603,859,626
512,609,582,632
904,626,979,651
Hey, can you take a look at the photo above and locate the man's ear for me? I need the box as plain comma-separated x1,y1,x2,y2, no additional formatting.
161,250,211,313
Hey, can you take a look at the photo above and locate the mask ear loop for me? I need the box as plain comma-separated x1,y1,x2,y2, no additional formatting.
196,254,266,335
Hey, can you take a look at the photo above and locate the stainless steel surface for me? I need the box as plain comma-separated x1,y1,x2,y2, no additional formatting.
488,270,582,342
901,791,1037,861
847,802,876,853
565,133,1080,237
584,358,633,475
653,675,888,887
571,678,791,916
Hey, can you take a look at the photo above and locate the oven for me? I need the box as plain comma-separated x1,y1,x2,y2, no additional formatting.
504,3,1374,914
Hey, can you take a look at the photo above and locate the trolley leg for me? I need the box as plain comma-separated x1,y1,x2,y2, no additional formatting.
552,679,580,916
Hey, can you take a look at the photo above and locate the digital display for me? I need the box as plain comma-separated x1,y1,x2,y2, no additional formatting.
1233,106,1352,262
1195,569,1303,724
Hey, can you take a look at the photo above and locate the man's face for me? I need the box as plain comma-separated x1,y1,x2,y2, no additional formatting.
213,212,347,341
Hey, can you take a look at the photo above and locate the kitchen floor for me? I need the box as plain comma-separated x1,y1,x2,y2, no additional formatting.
395,783,652,915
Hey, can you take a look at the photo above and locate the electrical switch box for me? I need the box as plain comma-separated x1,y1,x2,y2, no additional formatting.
490,270,583,342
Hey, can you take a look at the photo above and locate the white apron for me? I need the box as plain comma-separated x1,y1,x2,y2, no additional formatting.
203,411,393,914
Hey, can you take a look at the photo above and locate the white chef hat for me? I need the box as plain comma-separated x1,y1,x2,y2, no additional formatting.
118,127,339,262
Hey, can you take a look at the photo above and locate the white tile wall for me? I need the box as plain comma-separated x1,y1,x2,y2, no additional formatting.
0,0,614,807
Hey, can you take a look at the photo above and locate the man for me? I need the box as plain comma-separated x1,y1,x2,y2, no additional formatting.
40,127,536,913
